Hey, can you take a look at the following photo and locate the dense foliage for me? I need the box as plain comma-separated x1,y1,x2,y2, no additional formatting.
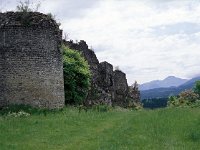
168,81,200,107
62,45,91,105
142,98,168,109
194,80,200,96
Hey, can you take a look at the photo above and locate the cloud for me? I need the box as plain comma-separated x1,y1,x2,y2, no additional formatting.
61,0,200,84
2,0,200,84
152,22,200,36
1,0,99,18
41,0,100,19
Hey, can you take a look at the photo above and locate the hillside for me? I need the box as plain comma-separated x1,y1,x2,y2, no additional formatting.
139,76,188,91
1,107,200,149
141,76,200,99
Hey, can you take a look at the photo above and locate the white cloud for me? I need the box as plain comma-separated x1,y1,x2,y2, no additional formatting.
2,0,200,84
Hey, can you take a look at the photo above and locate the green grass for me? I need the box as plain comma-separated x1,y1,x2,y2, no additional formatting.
1,106,200,150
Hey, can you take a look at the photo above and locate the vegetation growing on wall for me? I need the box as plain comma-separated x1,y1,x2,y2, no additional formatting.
62,45,91,105
16,0,40,12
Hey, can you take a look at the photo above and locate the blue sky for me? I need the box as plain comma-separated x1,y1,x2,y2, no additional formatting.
1,0,200,84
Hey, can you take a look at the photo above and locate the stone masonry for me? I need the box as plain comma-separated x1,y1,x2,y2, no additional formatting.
113,70,129,107
0,12,65,109
64,40,136,107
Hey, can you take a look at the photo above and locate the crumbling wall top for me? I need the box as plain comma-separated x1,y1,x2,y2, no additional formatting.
0,11,59,30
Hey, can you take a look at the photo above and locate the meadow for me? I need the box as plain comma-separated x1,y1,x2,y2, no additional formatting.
1,106,200,150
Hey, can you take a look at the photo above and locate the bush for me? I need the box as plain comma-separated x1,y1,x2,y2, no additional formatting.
62,45,91,105
179,90,199,103
167,96,179,107
194,80,200,97
168,90,199,107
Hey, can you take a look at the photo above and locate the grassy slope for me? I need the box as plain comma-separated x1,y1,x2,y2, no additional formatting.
1,107,200,150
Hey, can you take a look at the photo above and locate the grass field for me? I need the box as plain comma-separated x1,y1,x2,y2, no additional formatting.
1,106,200,150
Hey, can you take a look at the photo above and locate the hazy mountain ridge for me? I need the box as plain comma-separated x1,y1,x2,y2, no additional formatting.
141,76,200,100
139,76,188,91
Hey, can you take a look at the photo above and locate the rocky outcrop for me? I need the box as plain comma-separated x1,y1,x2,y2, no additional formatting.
63,40,140,107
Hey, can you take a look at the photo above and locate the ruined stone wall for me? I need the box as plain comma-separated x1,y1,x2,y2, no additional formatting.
0,12,65,109
96,61,114,105
63,40,99,83
113,70,129,107
63,40,132,107
63,40,103,105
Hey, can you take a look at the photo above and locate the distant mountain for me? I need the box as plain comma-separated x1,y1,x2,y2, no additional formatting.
139,76,188,91
141,76,200,100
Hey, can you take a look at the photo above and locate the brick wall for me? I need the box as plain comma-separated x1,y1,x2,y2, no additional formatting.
0,13,65,109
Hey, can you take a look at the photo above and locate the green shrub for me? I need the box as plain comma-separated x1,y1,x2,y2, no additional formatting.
127,97,143,110
179,90,199,103
168,96,179,107
194,80,200,97
62,45,91,105
168,90,199,107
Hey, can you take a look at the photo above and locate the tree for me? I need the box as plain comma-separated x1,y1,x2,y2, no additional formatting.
62,45,91,105
168,90,199,107
167,81,200,107
178,90,198,103
194,80,200,97
128,81,142,109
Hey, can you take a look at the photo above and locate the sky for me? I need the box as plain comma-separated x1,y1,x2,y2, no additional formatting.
1,0,200,84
